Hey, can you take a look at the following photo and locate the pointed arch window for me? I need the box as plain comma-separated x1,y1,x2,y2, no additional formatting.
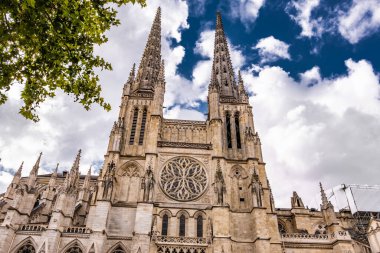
17,241,35,253
162,214,169,236
179,214,186,237
129,108,139,145
226,112,232,149
65,245,83,253
196,216,203,238
112,246,126,253
235,112,241,149
138,108,147,145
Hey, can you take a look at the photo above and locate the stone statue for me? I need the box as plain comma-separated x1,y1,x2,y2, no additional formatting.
249,167,263,207
142,163,155,202
213,160,226,205
103,160,116,200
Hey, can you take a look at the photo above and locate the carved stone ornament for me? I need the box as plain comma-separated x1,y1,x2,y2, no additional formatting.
159,157,208,201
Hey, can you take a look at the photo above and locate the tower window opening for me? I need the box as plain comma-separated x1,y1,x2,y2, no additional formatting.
240,198,245,202
196,216,203,238
138,108,147,145
235,112,241,149
179,214,186,237
162,214,169,236
129,108,139,145
226,113,232,149
225,79,228,86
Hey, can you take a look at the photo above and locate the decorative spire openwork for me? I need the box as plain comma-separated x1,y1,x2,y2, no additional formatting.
134,7,162,91
210,12,237,98
319,182,329,208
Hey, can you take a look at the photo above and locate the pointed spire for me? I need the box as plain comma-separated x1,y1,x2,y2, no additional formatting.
135,7,162,91
71,149,81,173
30,152,42,176
127,63,136,84
49,163,59,187
83,166,91,190
210,12,237,98
15,161,24,177
320,182,329,208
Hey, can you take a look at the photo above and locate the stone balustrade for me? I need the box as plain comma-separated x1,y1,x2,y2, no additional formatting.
155,236,208,246
19,224,47,232
62,226,92,234
281,233,330,243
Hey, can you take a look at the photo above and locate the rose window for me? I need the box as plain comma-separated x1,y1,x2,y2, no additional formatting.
160,157,208,201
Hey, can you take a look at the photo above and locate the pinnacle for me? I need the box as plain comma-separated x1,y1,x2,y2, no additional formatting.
319,182,329,207
127,63,136,84
16,161,24,176
71,149,81,172
31,152,42,175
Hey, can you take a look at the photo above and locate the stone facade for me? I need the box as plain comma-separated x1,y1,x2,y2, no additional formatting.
0,8,374,253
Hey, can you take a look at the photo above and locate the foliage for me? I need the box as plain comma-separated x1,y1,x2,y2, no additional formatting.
0,0,146,121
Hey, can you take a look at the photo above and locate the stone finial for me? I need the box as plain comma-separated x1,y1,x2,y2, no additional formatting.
238,70,248,97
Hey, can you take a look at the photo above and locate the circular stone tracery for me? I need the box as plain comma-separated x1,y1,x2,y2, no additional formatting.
159,157,208,201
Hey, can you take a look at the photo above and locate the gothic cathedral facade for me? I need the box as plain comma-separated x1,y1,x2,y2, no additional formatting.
0,8,377,253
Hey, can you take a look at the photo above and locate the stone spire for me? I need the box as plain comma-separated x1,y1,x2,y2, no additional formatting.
319,182,329,209
134,7,162,91
83,166,92,190
48,163,59,188
15,161,23,177
123,63,135,96
27,152,42,188
210,12,237,98
30,152,42,176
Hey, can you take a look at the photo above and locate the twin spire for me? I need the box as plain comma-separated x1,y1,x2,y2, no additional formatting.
133,7,162,92
129,8,247,99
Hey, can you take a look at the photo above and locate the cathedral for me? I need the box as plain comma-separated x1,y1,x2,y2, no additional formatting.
1,8,379,253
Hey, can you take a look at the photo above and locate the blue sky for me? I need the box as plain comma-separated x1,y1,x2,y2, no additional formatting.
1,0,380,208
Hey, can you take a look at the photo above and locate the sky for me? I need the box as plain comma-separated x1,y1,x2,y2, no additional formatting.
1,0,380,208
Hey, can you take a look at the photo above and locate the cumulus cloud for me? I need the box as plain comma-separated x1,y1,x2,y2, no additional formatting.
254,36,291,63
229,0,265,25
338,0,380,44
287,0,322,38
0,0,190,193
164,106,206,120
243,59,380,207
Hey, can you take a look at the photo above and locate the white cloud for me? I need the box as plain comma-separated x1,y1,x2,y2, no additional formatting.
243,59,380,207
287,0,323,38
229,0,266,25
254,36,291,63
338,0,380,44
164,105,206,120
0,0,190,192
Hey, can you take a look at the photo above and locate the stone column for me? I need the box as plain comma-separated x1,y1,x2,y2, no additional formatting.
131,203,154,253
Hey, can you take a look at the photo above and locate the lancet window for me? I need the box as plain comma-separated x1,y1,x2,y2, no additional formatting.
138,108,147,145
226,112,232,149
162,214,169,236
179,214,186,237
196,216,203,238
235,112,241,149
129,108,139,144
